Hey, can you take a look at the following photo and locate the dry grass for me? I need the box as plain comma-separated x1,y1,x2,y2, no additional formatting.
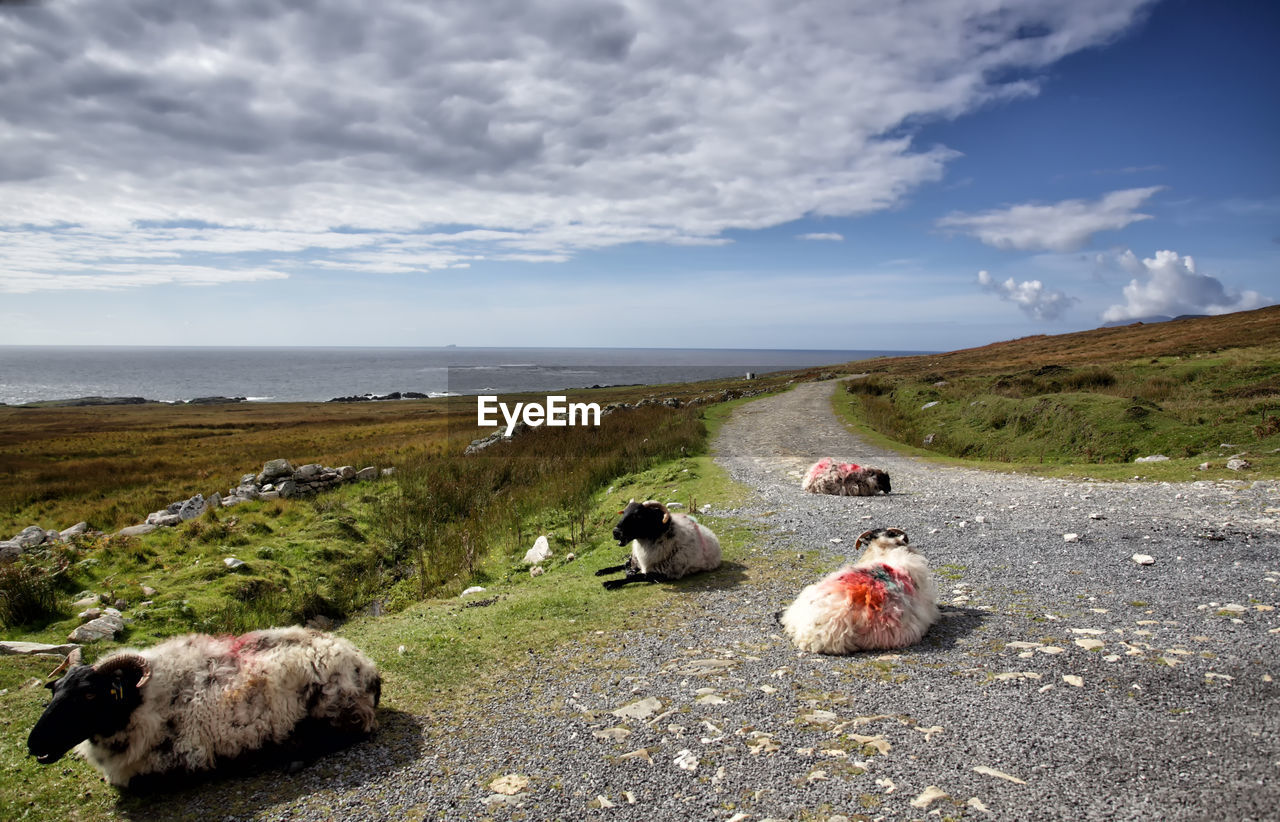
0,375,799,536
850,304,1280,377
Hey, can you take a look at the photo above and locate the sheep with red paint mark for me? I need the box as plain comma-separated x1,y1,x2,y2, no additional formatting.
779,527,938,654
27,627,380,788
801,457,891,496
596,500,721,590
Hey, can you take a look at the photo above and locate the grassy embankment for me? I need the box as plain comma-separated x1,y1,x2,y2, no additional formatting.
830,305,1280,481
0,381,775,821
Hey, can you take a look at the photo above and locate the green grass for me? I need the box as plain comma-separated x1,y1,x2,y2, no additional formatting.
0,445,761,821
833,336,1280,480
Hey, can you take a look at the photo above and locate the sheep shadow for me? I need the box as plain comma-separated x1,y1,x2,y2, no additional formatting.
915,605,988,653
674,560,751,592
111,707,427,820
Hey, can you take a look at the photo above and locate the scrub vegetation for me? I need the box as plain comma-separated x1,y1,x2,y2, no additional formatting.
834,305,1280,479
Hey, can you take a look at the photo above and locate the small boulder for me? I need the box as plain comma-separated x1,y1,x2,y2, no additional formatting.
294,464,322,480
176,494,206,521
15,526,48,549
116,524,157,538
0,641,80,657
1226,458,1252,471
355,467,378,482
257,459,295,485
68,613,125,643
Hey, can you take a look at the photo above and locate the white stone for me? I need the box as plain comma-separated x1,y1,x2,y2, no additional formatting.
673,749,698,772
1132,554,1155,565
613,697,662,720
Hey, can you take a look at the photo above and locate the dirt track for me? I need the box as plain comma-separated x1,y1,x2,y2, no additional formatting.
154,380,1280,821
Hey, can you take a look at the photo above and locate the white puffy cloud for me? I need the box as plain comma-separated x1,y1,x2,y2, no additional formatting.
797,233,844,242
0,0,1153,291
1101,250,1270,322
938,187,1163,252
977,270,1077,321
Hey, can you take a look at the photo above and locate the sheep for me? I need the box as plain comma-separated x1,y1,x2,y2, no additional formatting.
779,527,938,654
596,500,721,590
801,456,891,496
27,626,380,788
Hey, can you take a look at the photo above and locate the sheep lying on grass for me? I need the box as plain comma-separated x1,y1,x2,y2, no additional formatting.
27,627,380,788
596,500,721,590
801,457,891,496
779,527,938,653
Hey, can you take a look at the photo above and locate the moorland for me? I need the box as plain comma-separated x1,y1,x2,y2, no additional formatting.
1,306,1277,819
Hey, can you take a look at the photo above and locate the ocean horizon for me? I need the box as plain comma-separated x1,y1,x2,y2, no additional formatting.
0,345,923,406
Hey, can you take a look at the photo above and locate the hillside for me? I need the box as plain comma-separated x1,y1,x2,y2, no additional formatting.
834,305,1280,476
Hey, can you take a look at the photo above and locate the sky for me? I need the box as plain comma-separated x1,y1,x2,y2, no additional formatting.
0,0,1276,351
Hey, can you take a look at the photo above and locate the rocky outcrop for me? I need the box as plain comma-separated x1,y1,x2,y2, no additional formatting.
2,459,387,559
328,391,431,402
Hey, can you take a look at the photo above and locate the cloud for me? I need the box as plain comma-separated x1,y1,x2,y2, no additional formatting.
0,0,1153,291
977,270,1077,321
1101,250,1270,322
939,187,1163,252
797,233,844,242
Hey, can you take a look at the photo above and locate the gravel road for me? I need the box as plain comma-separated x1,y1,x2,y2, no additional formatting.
155,380,1279,821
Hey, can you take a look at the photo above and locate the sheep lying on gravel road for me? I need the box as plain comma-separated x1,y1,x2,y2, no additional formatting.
780,527,938,653
801,456,891,496
597,499,722,590
27,626,380,788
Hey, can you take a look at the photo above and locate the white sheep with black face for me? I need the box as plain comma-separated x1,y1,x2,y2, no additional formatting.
801,457,892,496
780,527,938,654
27,627,380,788
596,500,721,590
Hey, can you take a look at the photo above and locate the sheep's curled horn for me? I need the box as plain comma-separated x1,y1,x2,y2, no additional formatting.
642,500,671,524
45,647,82,681
94,653,152,688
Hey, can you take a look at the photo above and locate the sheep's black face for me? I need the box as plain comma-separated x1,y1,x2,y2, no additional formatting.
873,470,892,494
612,501,670,546
27,665,142,765
857,527,909,549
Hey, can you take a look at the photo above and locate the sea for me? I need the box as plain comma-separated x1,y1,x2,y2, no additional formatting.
0,346,919,406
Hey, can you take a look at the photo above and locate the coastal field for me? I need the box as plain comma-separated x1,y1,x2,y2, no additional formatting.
1,310,1278,818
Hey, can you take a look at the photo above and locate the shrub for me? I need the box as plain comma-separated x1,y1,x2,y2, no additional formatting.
0,559,64,627
371,404,706,599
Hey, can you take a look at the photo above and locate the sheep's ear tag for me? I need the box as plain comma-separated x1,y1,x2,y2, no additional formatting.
109,681,125,701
